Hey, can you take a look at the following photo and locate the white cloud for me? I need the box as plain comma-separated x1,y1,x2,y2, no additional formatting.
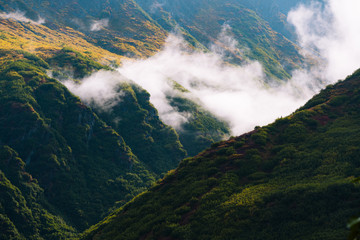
67,3,360,137
90,18,109,31
288,0,360,82
117,34,312,135
0,10,45,25
63,70,125,111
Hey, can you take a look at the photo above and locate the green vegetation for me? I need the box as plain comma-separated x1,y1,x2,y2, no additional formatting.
0,1,351,239
0,146,77,240
1,0,307,80
167,94,230,157
1,0,167,58
0,47,228,239
89,82,187,174
82,69,360,240
0,51,157,236
48,48,110,79
135,0,307,80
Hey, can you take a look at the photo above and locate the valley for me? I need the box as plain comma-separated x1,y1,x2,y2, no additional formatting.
0,0,359,239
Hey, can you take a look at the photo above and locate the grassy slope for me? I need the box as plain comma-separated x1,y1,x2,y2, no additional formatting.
0,18,123,65
0,47,221,237
0,0,167,58
236,0,302,40
82,69,360,240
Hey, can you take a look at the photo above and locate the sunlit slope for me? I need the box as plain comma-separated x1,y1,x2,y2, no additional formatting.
135,0,306,80
0,0,167,58
1,0,309,80
82,69,360,240
0,18,122,64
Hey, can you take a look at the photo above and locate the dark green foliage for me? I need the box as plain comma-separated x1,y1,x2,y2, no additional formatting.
82,69,360,240
0,146,77,240
47,48,109,79
89,82,187,174
0,52,156,235
167,95,230,157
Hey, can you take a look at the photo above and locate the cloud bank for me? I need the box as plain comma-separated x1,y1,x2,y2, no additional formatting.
64,71,125,111
117,34,311,135
0,10,45,25
288,0,360,82
62,30,316,136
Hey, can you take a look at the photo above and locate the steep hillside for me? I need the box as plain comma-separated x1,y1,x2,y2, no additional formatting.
166,87,230,157
135,0,307,80
0,47,228,238
0,0,310,80
47,48,228,169
0,50,159,233
0,18,122,64
0,5,232,158
0,0,167,57
235,0,304,40
85,79,187,174
0,146,76,240
82,69,360,240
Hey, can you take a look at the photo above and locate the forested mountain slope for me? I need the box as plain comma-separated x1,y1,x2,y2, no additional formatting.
0,0,167,57
0,46,228,238
0,50,165,236
0,0,233,156
82,69,360,240
0,0,311,80
135,0,307,80
0,1,337,239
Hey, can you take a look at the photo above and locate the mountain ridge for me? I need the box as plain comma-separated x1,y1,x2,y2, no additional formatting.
81,67,360,240
1,1,351,239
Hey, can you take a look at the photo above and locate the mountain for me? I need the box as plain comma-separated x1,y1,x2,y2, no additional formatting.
0,145,77,240
0,50,163,234
82,69,360,240
134,0,308,80
0,0,233,155
234,0,305,40
167,91,230,157
84,78,187,174
0,45,226,238
0,0,167,57
0,0,340,239
1,0,312,80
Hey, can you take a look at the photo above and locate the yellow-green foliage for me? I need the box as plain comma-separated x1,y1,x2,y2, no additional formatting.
0,19,123,65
